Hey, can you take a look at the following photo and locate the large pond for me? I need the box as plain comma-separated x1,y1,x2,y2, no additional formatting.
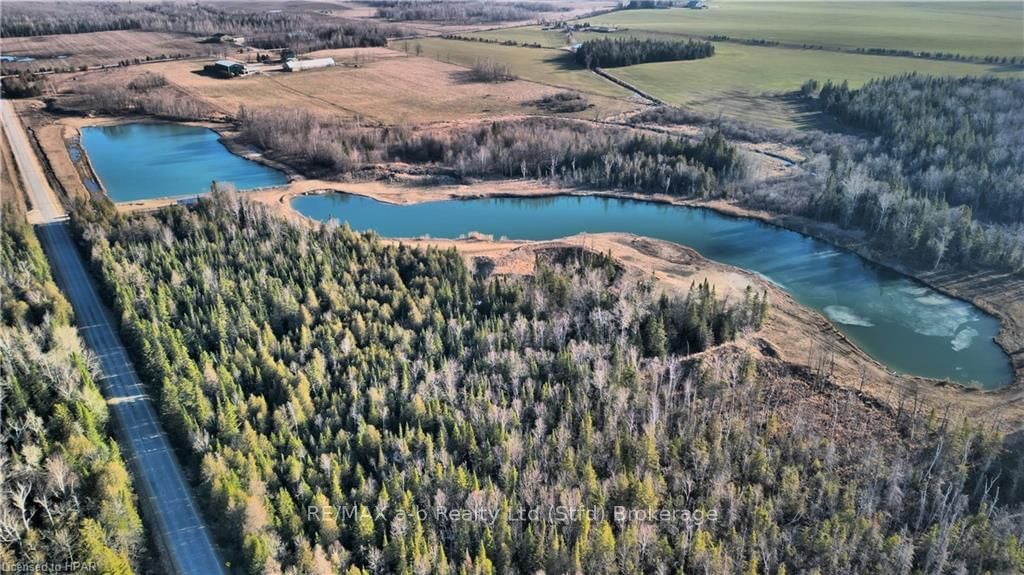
81,123,287,201
294,193,1012,389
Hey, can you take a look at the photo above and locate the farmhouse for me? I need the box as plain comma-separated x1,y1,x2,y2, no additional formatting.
208,32,238,43
283,57,336,72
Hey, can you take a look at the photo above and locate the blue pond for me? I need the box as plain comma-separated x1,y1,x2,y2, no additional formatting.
293,193,1012,389
81,123,287,201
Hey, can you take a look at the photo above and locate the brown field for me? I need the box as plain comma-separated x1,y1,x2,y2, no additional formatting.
0,124,28,215
339,0,618,35
0,30,225,73
141,48,637,123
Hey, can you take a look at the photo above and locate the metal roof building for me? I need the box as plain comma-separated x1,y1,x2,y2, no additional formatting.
282,57,336,72
209,59,247,77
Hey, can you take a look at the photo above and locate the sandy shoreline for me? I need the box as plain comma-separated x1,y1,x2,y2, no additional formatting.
242,179,1023,393
258,180,1024,387
29,109,1023,428
118,173,1024,397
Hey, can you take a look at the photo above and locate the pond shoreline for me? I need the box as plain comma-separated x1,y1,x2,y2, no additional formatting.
274,182,1023,394
62,113,1022,395
75,120,289,202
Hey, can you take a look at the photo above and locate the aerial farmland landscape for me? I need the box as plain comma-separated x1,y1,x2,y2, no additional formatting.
1,1,1023,574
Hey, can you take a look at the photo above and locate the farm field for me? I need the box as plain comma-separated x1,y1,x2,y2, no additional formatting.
409,38,635,100
468,26,1024,128
468,26,573,48
582,1,1024,58
0,30,223,72
611,42,1024,128
145,48,636,123
359,0,616,34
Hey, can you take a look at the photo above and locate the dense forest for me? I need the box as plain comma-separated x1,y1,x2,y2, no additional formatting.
66,193,1023,574
632,76,1024,274
370,0,566,23
237,111,746,196
0,206,145,573
1,2,403,52
814,74,1024,225
799,75,1024,272
574,38,714,68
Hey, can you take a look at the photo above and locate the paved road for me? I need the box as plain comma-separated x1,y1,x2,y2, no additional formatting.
1,100,65,222
2,101,227,575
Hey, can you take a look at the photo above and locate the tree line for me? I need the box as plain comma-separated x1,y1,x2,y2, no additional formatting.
469,59,517,83
0,205,145,573
439,33,545,49
813,75,1024,226
1,2,405,52
65,71,216,121
574,37,714,68
369,0,566,24
802,74,1024,272
624,0,678,9
535,92,592,113
0,72,44,99
237,110,747,195
66,193,1024,574
631,76,1024,275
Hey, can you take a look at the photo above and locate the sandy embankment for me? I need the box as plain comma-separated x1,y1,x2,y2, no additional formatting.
238,179,1024,431
405,228,1024,431
24,106,1023,430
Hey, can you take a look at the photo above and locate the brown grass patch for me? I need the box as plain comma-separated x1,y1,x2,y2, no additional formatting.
142,48,634,122
0,31,223,73
0,125,28,215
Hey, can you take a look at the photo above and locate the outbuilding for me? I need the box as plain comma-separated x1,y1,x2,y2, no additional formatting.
206,59,247,78
282,57,336,72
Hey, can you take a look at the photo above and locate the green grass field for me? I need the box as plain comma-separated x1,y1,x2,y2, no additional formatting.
612,42,1024,128
463,23,1023,128
411,38,634,99
582,1,1024,58
468,27,572,48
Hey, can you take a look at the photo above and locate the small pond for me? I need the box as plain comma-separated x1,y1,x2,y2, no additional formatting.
80,123,287,201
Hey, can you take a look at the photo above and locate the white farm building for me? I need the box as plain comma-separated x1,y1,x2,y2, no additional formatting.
283,57,336,72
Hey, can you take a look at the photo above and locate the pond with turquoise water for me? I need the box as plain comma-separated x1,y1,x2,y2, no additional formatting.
292,193,1012,389
80,123,287,201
